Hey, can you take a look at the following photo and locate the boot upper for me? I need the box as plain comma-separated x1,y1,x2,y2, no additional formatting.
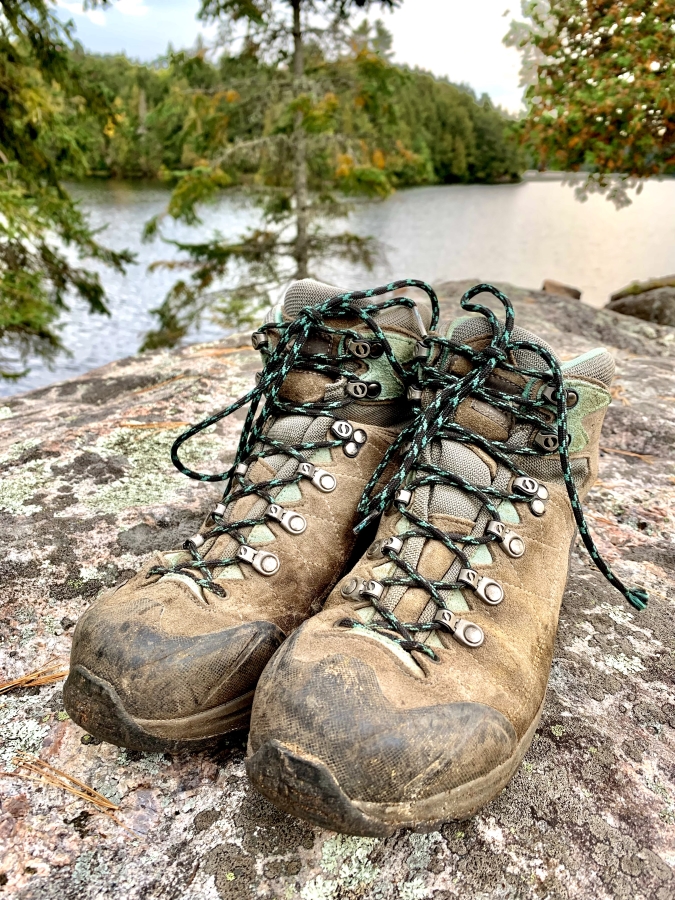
67,279,437,724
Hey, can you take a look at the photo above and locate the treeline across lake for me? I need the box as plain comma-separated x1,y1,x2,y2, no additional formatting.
65,38,523,191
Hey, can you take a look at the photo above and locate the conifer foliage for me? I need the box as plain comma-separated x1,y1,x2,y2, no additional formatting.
142,0,407,349
0,0,132,377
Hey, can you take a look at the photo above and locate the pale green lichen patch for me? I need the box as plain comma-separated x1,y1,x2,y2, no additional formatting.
88,426,221,513
0,457,48,515
314,835,381,895
0,696,49,766
0,405,13,419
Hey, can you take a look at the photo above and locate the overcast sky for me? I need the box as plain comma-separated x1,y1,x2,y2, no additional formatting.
57,0,524,112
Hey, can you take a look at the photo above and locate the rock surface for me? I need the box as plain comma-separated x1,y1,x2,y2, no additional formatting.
606,287,675,328
1,281,675,900
542,279,582,301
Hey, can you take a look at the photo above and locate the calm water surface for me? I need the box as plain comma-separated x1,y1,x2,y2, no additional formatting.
4,176,675,398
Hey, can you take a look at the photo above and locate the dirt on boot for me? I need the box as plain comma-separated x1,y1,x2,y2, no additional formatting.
63,278,439,751
246,283,648,836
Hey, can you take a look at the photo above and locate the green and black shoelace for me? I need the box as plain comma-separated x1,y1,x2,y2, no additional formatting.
147,280,440,597
346,283,648,659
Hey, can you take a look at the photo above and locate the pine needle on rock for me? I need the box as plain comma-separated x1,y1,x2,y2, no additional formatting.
0,754,136,835
0,663,68,695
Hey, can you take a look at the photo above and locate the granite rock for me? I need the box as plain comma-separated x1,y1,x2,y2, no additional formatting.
606,287,675,328
1,283,674,900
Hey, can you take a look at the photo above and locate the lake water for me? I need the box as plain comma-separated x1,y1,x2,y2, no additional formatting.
4,175,675,398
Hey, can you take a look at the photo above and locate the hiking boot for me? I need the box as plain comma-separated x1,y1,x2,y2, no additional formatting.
63,278,439,752
246,283,648,836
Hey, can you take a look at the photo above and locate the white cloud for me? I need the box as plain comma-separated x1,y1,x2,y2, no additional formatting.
116,0,150,16
58,0,150,27
58,2,106,27
383,0,525,113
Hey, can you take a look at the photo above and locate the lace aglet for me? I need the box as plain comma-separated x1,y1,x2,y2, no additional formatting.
626,588,649,611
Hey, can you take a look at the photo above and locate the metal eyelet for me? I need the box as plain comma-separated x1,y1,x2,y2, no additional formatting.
331,420,353,440
513,476,539,497
513,476,549,517
566,389,579,408
213,503,227,518
184,534,206,551
346,380,368,399
251,331,268,350
381,536,404,555
234,462,249,477
346,379,382,399
346,338,383,359
343,428,367,459
361,580,385,601
407,385,423,403
236,545,280,576
530,498,547,517
266,504,307,535
414,341,431,361
298,462,336,493
395,488,412,507
542,384,579,408
534,430,560,453
486,521,525,558
433,609,484,648
458,568,504,605
341,576,366,599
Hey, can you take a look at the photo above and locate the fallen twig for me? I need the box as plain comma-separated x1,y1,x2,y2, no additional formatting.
119,421,191,429
600,446,654,464
0,663,68,695
610,383,630,406
0,754,136,835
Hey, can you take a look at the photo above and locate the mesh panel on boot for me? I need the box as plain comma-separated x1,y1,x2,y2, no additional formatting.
562,348,615,386
284,278,432,334
450,316,557,373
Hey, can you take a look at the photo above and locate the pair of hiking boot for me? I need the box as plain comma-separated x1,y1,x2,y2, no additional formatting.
64,279,647,837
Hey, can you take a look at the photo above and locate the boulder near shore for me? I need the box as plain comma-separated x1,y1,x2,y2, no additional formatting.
1,282,674,900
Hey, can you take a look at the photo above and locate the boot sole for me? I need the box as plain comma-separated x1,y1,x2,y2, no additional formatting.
64,665,253,753
245,696,545,837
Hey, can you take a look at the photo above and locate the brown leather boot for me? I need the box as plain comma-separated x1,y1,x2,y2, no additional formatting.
64,279,439,751
246,283,648,836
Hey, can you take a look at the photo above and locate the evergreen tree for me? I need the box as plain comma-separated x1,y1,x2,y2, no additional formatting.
142,0,404,349
0,0,132,377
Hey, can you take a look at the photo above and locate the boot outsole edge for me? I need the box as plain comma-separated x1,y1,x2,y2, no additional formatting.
245,696,546,837
64,665,251,753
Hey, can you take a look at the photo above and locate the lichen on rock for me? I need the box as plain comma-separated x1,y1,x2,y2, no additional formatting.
0,291,674,900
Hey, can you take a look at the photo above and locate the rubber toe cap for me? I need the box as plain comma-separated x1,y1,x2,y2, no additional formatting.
248,638,517,807
66,597,285,721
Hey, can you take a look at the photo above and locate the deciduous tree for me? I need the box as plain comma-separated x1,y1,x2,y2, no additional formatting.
506,1,675,205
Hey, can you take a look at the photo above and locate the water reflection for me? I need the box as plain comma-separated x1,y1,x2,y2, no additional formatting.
3,176,675,397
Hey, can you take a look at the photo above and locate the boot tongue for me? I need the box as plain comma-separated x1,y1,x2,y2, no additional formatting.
446,315,560,372
282,277,433,334
387,316,615,628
